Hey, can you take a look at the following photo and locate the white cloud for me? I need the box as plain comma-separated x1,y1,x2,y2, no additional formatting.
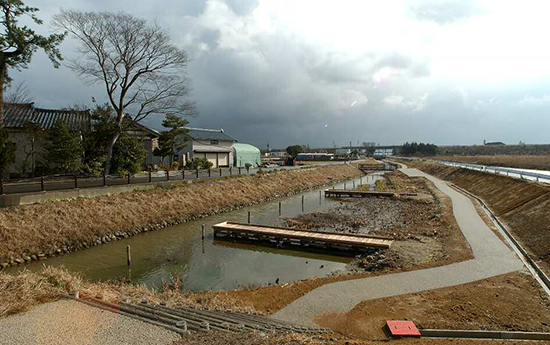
383,93,428,112
519,94,550,106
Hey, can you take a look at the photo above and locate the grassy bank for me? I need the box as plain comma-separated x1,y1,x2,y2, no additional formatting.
432,154,550,170
401,160,550,274
0,164,361,268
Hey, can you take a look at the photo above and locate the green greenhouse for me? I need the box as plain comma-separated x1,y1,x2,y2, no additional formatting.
233,143,261,168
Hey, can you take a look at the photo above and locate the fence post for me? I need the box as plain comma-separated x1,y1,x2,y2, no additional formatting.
103,173,106,186
74,175,78,189
166,170,170,181
148,170,152,183
41,176,45,191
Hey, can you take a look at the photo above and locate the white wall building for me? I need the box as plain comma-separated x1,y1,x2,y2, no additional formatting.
177,128,236,168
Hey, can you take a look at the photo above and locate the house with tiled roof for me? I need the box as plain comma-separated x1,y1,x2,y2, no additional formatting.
176,127,237,168
2,103,91,177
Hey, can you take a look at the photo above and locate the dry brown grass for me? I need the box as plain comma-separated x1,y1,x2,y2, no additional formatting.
433,155,550,170
0,266,78,317
0,165,361,264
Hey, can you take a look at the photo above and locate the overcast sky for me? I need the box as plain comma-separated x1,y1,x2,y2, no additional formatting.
9,0,550,149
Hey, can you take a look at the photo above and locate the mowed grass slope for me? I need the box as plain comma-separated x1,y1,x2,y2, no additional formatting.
0,165,361,264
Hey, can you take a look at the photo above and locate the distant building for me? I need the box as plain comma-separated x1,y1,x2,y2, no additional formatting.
176,127,236,168
296,152,334,161
267,151,287,157
373,149,394,159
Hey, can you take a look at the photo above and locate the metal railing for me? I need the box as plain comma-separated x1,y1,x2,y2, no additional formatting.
396,157,550,184
0,166,256,196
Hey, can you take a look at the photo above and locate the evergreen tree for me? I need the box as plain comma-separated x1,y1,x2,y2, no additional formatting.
45,119,83,173
109,132,146,175
0,0,65,123
154,113,189,164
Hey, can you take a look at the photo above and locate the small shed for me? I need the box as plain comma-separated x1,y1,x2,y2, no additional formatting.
233,143,261,168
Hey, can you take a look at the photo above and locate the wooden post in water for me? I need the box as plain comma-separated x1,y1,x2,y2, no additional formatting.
247,211,251,224
302,195,304,212
196,169,199,178
182,169,185,180
128,173,131,184
230,167,232,176
219,168,222,177
201,224,205,241
41,176,45,191
75,175,78,188
126,245,131,266
279,202,282,216
208,169,211,177
148,170,152,183
319,190,322,204
103,173,107,186
166,170,170,181
353,180,355,189
360,177,362,185
344,182,347,189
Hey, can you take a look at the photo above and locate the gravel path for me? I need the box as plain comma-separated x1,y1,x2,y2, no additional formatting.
0,299,180,345
271,165,524,326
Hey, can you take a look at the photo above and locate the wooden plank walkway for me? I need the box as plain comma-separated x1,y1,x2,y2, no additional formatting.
213,221,393,252
325,189,418,198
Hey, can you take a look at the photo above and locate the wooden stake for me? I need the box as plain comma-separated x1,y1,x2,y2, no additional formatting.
126,245,131,266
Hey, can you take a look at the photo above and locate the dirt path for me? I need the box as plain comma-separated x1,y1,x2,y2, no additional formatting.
271,165,524,326
0,299,180,345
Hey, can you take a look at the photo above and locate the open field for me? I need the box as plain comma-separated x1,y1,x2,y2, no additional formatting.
400,160,550,275
317,272,550,342
0,164,361,268
432,154,550,170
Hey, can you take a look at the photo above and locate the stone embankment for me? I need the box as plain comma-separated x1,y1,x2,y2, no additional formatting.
0,165,362,270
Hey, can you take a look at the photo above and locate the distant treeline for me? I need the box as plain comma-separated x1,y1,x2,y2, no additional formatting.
401,142,438,156
438,144,550,156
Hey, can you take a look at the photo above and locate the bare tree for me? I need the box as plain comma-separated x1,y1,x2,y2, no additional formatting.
53,10,195,173
5,81,34,103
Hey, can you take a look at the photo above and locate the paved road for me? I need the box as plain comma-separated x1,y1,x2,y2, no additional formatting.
0,300,180,345
271,165,524,326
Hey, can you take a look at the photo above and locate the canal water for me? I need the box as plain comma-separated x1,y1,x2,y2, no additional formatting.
16,174,384,292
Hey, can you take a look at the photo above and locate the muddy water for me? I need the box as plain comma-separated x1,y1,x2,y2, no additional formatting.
17,174,384,291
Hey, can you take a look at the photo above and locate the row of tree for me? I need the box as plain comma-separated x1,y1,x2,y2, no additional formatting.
401,142,438,156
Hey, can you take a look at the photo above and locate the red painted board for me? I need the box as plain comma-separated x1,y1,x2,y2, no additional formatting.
386,320,421,337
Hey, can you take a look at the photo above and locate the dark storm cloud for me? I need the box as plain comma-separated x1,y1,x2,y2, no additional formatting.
7,0,550,149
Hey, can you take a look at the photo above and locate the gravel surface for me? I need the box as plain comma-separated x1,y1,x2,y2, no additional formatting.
0,299,181,345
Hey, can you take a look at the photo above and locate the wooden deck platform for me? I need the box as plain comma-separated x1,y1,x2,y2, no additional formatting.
324,189,418,198
213,221,393,252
